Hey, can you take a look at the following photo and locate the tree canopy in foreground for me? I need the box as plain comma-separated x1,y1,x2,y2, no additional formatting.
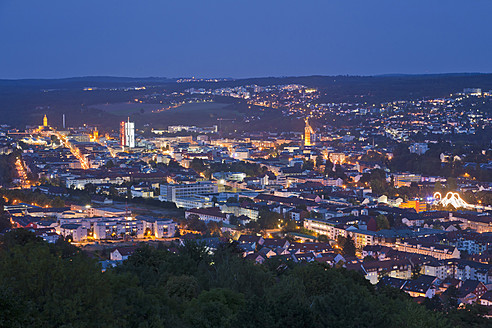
0,230,490,328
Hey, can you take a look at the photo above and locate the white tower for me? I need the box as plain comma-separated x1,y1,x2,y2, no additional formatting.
120,118,135,148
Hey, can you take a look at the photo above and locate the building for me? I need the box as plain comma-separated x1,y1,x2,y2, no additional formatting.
422,260,450,280
455,260,492,284
58,223,87,242
159,181,218,203
346,227,378,249
212,172,247,182
173,195,214,209
303,218,347,241
65,175,130,190
394,241,460,260
221,203,259,221
452,213,492,233
409,143,429,155
402,275,439,298
232,148,249,160
304,117,314,146
457,280,488,304
329,152,346,165
43,114,48,127
110,247,138,261
479,290,492,306
394,173,421,188
363,259,413,284
137,217,176,238
399,200,427,213
93,220,122,239
87,207,128,218
130,185,154,198
463,88,482,96
120,118,135,148
185,207,230,224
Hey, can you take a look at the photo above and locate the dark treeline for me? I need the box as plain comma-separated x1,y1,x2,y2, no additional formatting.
0,189,65,209
0,154,16,186
189,158,267,179
389,144,492,181
0,230,490,328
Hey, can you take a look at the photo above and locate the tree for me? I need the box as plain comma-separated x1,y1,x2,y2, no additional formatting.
0,213,11,232
337,235,356,257
363,255,377,262
165,275,199,300
186,215,208,233
207,221,222,237
0,287,29,327
0,229,42,250
302,159,315,171
184,288,245,328
258,208,283,229
323,159,334,175
51,196,65,208
411,264,422,279
0,230,488,328
226,196,238,204
447,177,458,191
190,158,207,175
105,160,115,169
376,214,390,230
281,219,298,233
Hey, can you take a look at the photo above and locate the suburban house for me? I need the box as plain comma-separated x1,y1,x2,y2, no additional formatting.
402,275,439,298
456,280,488,305
110,247,139,261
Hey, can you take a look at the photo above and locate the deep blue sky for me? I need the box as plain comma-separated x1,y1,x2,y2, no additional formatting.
1,0,491,79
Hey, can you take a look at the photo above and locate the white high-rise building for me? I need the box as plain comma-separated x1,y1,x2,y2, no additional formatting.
120,118,135,148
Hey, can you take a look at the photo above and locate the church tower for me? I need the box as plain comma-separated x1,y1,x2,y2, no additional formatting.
304,117,314,146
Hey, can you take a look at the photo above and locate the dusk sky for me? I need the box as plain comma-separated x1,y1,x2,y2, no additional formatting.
1,0,491,79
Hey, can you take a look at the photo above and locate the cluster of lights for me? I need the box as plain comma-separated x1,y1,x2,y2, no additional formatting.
51,131,90,169
433,192,471,209
15,158,31,188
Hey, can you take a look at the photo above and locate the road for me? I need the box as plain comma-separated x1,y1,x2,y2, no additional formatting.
49,129,90,169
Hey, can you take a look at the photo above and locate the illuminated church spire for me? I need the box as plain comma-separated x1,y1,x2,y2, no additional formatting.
43,114,48,127
304,117,314,146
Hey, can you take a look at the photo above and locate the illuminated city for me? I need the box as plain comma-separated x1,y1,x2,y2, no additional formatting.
0,1,492,327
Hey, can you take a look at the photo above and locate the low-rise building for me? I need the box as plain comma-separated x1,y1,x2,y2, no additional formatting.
185,207,230,224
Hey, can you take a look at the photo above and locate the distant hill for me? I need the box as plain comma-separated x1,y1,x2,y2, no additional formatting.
1,73,492,128
0,76,176,89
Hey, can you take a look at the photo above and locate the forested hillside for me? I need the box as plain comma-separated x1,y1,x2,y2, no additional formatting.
0,230,490,328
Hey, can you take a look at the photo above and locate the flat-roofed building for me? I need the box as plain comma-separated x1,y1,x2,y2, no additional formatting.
160,181,218,203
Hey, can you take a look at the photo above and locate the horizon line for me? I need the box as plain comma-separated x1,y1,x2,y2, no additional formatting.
1,72,492,82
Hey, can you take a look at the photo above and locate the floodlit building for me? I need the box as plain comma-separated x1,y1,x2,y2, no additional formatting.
58,223,87,242
304,117,314,146
394,173,421,188
137,217,176,238
329,152,346,165
399,200,427,213
120,118,135,148
159,181,218,203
